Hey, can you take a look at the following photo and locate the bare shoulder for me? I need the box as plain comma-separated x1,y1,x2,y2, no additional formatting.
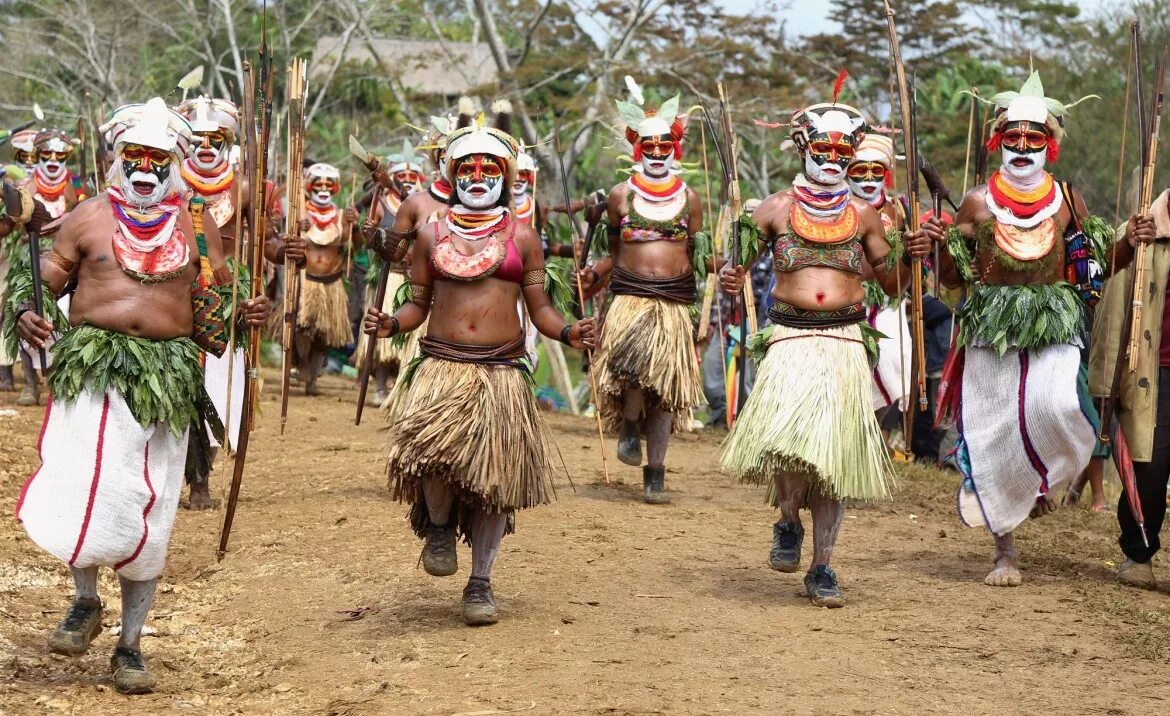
62,193,112,250
852,197,884,230
514,221,543,256
607,182,627,204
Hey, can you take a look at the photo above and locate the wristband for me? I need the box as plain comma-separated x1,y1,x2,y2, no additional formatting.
901,250,914,268
560,325,573,345
388,316,400,337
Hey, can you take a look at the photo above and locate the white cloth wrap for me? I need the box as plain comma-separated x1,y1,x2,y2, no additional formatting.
17,385,189,581
204,346,246,450
956,343,1095,535
870,303,911,411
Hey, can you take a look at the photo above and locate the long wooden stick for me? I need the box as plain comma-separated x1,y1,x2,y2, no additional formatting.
355,184,386,426
280,57,307,435
697,117,718,343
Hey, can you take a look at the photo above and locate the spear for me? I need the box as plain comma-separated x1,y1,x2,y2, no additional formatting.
883,0,930,438
0,104,43,147
553,120,610,484
919,155,957,298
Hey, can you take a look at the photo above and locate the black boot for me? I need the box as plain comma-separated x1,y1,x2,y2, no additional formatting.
617,419,643,466
642,465,670,504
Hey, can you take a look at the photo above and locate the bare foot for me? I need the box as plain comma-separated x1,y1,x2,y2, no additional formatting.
0,366,14,392
985,534,1022,587
186,484,214,510
1091,501,1109,513
1061,487,1082,509
1030,493,1059,518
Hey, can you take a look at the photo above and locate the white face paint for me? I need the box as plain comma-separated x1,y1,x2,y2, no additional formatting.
458,177,503,209
454,154,505,210
37,156,67,183
309,188,334,208
108,159,179,209
189,131,230,172
1000,147,1047,184
804,152,845,186
847,179,881,203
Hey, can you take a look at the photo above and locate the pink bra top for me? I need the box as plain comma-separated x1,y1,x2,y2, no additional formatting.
429,222,524,283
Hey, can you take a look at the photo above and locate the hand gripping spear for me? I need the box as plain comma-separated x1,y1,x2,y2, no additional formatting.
884,0,930,434
553,120,611,484
919,156,958,298
349,135,388,426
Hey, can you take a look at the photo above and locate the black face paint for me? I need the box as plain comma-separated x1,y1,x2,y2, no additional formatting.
123,157,170,185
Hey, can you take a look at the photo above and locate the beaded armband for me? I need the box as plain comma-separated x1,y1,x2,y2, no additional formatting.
521,268,546,287
47,247,76,274
410,282,432,306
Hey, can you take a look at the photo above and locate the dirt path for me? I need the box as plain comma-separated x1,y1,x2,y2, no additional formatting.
1,372,1168,715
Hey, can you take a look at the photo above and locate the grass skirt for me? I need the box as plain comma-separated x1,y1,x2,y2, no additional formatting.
721,323,893,502
596,294,704,432
386,356,553,542
296,271,352,348
353,271,410,369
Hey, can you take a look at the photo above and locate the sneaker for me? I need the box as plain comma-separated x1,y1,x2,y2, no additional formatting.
462,577,498,626
1118,559,1157,590
47,599,103,656
804,565,846,608
16,382,38,406
769,522,804,573
617,419,643,466
422,524,458,577
109,647,156,695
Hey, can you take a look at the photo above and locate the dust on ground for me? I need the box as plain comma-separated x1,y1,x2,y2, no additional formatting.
0,371,1168,715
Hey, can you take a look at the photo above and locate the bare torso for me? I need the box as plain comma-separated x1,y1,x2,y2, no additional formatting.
606,182,700,278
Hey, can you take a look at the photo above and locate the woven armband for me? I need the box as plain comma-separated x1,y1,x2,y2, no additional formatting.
410,282,432,306
46,247,76,274
522,268,546,287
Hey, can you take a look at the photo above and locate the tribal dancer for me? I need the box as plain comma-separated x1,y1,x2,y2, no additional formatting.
846,133,911,426
579,79,705,503
513,150,543,231
364,101,592,625
9,98,268,693
937,74,1108,587
0,130,39,392
354,140,425,404
176,95,252,509
719,95,938,607
283,163,354,395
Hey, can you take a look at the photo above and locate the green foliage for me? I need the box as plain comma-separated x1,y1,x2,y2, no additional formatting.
958,281,1085,355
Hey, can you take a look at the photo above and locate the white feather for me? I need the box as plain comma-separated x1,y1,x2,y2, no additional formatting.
490,99,513,114
457,96,476,116
177,66,204,91
624,75,644,106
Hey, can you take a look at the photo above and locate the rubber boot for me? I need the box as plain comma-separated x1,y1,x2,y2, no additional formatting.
642,465,670,504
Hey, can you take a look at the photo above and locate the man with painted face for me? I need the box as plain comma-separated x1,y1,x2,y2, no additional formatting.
9,98,269,694
364,101,592,625
578,78,706,504
0,130,40,393
845,133,912,432
287,163,354,395
176,96,259,510
719,91,940,608
935,73,1113,588
354,140,425,405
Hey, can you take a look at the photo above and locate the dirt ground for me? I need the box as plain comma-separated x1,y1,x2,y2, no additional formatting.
1,370,1168,716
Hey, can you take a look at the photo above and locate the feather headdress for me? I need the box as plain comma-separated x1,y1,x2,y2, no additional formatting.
969,71,1098,147
386,138,424,174
615,75,686,160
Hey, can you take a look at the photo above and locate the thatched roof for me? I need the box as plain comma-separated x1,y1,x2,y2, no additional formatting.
312,36,498,96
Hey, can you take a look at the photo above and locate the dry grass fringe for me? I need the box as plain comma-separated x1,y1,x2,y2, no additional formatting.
595,295,704,433
386,357,554,533
297,271,353,348
720,323,894,502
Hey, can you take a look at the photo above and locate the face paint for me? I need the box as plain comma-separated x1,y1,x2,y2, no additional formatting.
846,161,887,203
512,169,533,196
118,143,174,204
454,154,505,209
114,142,175,204
803,132,855,185
15,149,36,167
391,169,423,198
999,120,1050,183
638,134,674,178
189,130,230,171
307,177,338,207
37,149,69,183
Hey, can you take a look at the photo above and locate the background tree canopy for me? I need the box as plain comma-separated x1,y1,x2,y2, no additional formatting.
0,0,1163,223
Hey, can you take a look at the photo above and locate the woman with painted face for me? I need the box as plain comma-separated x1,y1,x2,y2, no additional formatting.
284,163,355,396
0,130,40,393
719,91,941,608
8,98,269,694
363,101,595,625
354,140,427,405
578,78,706,504
936,73,1114,589
845,134,912,436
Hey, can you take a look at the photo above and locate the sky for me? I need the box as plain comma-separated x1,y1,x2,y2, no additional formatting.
713,0,1117,36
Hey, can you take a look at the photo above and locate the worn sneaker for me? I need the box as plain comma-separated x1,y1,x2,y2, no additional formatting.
769,522,804,573
47,599,103,656
422,524,458,577
110,646,156,695
1118,559,1157,590
804,565,846,608
617,419,643,466
462,577,498,626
